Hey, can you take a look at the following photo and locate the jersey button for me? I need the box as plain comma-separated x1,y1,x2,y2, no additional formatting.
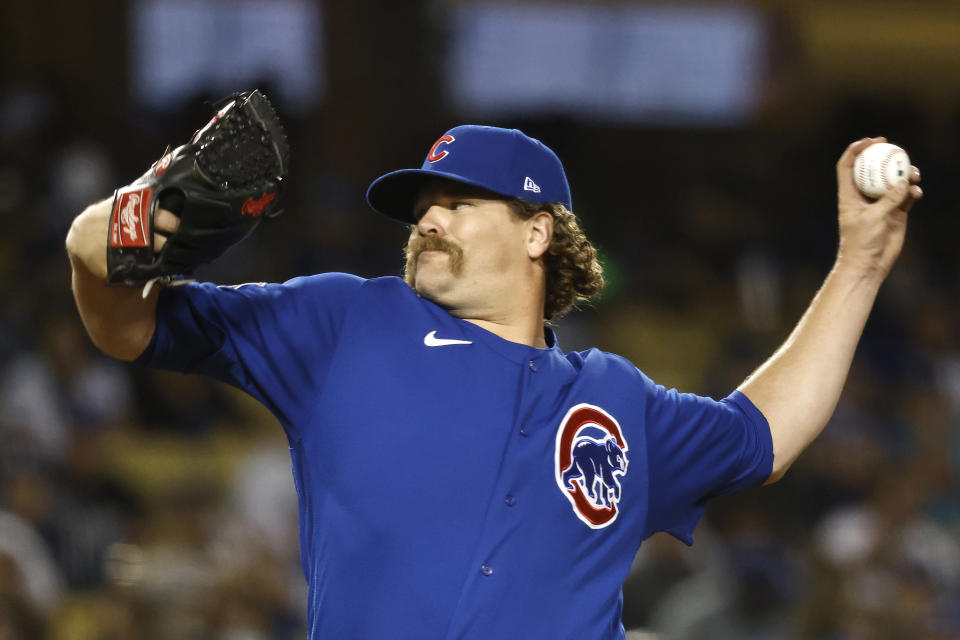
480,564,494,576
519,426,528,437
528,360,537,372
505,494,517,507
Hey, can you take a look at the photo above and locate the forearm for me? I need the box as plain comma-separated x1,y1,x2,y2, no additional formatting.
737,259,884,481
67,198,159,361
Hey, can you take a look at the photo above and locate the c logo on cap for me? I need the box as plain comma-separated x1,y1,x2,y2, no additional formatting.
427,135,455,163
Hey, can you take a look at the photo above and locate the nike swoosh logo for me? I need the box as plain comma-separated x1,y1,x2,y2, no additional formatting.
424,331,473,347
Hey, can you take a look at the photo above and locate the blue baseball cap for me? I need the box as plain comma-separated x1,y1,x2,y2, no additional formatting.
366,125,572,223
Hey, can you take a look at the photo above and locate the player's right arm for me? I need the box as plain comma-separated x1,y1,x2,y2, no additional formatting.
737,138,922,483
66,198,180,361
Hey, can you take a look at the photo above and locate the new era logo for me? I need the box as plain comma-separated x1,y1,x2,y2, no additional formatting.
523,177,541,193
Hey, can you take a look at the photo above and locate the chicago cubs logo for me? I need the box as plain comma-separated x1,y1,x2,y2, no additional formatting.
427,135,455,163
555,404,629,529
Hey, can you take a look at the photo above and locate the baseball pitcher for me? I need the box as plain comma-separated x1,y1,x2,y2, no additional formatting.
66,91,922,639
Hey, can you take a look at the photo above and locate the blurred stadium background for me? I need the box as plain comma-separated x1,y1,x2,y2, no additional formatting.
1,0,959,638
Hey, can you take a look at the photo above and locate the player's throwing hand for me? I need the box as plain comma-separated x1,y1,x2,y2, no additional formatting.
836,136,923,278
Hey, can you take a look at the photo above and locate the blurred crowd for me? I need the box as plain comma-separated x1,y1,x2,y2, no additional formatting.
1,73,959,640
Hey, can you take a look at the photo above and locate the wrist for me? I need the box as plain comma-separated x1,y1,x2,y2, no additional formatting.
66,198,113,280
832,250,889,289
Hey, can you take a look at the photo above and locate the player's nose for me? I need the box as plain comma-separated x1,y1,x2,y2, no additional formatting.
416,204,447,237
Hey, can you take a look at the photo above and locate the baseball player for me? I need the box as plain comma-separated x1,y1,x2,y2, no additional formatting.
66,96,922,638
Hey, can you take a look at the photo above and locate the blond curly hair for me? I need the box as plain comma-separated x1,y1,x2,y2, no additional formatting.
506,198,604,321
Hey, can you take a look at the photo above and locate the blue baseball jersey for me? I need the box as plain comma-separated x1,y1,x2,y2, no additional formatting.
137,273,773,639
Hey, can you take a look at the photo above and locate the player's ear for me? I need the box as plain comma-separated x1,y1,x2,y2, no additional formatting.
526,210,553,260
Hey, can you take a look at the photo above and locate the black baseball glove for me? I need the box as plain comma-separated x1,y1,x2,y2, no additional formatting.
106,89,289,287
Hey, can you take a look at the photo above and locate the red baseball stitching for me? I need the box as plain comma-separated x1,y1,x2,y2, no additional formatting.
879,147,899,190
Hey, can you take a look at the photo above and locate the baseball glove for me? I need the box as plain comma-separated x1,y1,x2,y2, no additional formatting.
106,89,289,288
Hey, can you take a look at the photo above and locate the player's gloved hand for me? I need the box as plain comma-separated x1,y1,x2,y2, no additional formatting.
835,136,922,279
106,89,289,288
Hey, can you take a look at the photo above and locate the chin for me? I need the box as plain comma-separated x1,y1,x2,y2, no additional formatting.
413,277,444,302
412,260,446,291
412,273,456,308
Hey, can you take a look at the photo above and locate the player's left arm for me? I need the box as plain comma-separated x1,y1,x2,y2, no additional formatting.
737,137,923,483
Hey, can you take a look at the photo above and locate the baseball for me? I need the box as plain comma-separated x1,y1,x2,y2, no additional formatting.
853,142,911,199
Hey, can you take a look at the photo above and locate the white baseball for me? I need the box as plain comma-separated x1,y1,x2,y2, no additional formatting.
853,142,911,199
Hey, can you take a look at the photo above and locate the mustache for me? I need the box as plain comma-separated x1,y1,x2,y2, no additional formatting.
403,235,465,286
405,235,463,263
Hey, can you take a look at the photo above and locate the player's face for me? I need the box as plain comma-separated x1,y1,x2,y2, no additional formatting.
406,182,531,313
